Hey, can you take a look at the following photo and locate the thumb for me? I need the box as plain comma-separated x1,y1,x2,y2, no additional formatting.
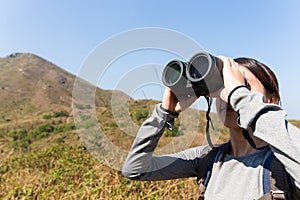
177,94,198,112
218,88,228,103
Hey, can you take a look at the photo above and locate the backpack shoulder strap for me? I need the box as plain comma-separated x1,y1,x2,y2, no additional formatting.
262,149,273,194
197,142,230,200
197,144,298,200
259,149,296,200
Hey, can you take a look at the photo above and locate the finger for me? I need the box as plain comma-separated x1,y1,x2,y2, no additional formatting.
178,95,198,111
162,88,178,112
208,87,224,98
217,56,231,66
219,88,228,103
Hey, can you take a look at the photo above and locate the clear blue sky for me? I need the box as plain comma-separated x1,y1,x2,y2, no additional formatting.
1,0,299,119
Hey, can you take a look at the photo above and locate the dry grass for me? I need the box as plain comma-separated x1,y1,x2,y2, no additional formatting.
0,143,200,200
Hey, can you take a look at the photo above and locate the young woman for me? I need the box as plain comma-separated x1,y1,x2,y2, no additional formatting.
122,56,300,199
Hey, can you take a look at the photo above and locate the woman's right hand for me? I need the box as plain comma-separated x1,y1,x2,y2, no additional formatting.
217,56,246,103
161,88,198,113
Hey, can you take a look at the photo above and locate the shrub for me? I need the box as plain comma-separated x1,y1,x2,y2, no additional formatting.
8,128,31,150
53,123,76,133
53,111,69,118
28,123,54,139
134,110,149,121
37,123,54,133
42,111,69,119
8,128,27,141
42,114,52,119
103,122,118,128
164,125,182,137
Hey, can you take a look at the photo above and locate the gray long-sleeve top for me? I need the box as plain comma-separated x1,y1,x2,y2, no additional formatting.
122,87,300,199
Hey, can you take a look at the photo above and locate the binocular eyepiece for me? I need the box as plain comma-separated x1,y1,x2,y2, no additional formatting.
162,52,224,98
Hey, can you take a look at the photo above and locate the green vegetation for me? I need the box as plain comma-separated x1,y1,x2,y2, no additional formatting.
7,121,76,151
0,144,199,199
133,110,149,121
8,128,30,150
164,124,183,137
0,100,208,199
43,110,69,119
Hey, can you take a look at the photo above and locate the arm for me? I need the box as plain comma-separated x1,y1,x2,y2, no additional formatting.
217,56,300,187
230,87,300,187
122,103,210,181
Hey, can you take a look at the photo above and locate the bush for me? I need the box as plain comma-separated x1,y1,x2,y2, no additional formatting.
53,123,76,133
8,128,27,141
42,111,69,119
42,114,52,119
28,123,54,139
8,128,31,150
134,110,149,121
53,111,69,118
164,125,182,137
103,122,118,128
37,123,54,133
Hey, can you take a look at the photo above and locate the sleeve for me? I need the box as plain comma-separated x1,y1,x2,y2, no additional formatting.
229,87,300,188
122,103,211,181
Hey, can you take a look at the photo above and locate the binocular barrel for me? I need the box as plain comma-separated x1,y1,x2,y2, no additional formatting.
162,52,223,98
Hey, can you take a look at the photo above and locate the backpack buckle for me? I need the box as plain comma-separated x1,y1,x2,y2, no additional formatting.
271,190,286,200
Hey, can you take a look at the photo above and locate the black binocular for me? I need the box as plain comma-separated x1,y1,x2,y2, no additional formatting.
162,52,224,98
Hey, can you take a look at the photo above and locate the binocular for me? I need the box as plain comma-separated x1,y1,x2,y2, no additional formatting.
162,52,224,98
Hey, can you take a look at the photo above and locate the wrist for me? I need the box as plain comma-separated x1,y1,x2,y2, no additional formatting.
160,104,179,117
228,85,248,107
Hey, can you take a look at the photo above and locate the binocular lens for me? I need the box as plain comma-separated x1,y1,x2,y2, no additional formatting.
187,54,210,81
163,61,184,85
162,52,223,97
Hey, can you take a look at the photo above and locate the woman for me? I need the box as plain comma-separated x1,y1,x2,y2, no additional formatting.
122,56,300,199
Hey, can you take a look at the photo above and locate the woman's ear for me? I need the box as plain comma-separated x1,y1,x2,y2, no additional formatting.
266,93,279,104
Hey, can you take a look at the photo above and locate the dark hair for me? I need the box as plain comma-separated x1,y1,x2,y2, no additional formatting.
233,58,280,102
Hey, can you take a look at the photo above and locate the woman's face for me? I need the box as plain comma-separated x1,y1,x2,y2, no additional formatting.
216,65,269,128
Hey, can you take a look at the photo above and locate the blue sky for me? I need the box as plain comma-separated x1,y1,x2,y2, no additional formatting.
1,0,300,119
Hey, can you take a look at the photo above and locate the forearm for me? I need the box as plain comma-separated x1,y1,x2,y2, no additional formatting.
256,112,300,187
122,104,177,180
122,104,205,181
230,87,300,186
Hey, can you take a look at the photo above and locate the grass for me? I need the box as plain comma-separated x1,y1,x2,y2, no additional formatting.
0,143,199,200
0,99,216,200
0,102,299,200
0,101,205,199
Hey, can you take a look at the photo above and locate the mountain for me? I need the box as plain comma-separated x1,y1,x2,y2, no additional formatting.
0,53,114,121
0,52,137,161
0,52,164,164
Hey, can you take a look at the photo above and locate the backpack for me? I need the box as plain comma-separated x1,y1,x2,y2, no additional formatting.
196,142,300,200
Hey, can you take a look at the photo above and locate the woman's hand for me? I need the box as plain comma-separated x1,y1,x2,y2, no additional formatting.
217,56,246,103
161,88,198,113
